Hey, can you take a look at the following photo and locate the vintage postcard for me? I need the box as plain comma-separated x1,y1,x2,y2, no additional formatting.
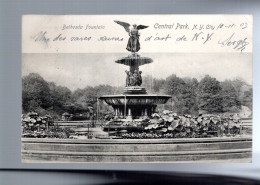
22,15,252,163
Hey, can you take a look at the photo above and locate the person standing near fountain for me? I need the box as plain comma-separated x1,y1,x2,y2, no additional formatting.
125,69,143,87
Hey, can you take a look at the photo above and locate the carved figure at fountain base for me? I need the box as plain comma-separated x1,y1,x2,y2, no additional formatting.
125,70,142,87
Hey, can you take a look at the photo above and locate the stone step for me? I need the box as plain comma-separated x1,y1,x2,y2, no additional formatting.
22,148,252,162
22,137,252,144
22,140,252,153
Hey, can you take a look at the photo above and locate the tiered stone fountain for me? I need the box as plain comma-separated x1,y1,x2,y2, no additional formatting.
99,54,171,121
99,21,171,132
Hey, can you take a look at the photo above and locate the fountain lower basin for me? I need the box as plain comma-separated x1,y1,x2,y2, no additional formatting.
100,94,171,119
99,94,171,106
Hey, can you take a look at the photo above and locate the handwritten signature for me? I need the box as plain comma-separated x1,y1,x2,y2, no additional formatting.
218,33,249,52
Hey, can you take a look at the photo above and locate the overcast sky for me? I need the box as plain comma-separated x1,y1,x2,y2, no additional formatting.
22,53,252,91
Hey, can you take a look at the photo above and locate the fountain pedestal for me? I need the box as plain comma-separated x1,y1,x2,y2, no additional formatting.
100,54,171,120
123,86,147,94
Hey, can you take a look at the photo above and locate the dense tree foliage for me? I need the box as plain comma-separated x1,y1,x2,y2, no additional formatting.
143,75,251,115
22,73,116,119
22,73,252,119
22,73,52,112
164,74,187,113
220,80,241,112
242,87,252,110
196,75,223,113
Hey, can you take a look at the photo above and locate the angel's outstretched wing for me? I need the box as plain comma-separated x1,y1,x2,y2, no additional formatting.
137,25,149,30
114,20,130,33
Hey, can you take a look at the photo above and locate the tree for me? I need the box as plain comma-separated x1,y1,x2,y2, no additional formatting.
181,78,199,115
164,74,186,113
220,80,241,112
197,75,223,113
72,85,115,118
22,73,52,112
242,87,252,110
48,82,72,114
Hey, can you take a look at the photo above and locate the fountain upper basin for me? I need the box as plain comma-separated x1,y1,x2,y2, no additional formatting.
99,94,171,106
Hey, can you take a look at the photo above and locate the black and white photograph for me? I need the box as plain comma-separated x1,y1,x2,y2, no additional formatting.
21,15,252,163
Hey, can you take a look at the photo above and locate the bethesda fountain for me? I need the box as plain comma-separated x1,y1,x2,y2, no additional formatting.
99,21,171,124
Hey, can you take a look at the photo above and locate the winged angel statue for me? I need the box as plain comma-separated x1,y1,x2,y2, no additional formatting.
114,20,148,53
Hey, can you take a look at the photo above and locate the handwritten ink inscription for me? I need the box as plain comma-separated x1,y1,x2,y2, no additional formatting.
32,20,250,53
34,31,50,47
218,33,249,52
